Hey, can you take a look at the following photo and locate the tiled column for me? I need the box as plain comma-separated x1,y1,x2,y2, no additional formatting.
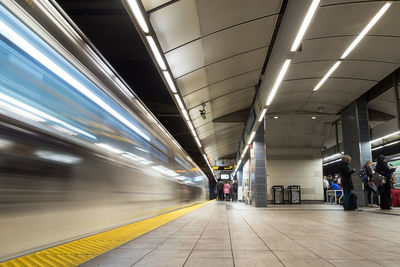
341,95,371,207
252,120,267,207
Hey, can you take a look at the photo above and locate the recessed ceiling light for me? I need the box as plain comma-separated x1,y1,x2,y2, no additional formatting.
274,116,279,119
312,116,316,119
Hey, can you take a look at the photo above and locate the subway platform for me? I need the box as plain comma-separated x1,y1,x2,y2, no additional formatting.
4,201,400,267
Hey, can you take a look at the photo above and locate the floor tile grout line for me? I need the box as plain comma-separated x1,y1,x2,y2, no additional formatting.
182,204,216,267
225,204,236,267
129,207,208,267
244,210,335,266
236,209,286,267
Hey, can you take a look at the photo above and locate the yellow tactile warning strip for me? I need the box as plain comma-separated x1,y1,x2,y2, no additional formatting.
0,200,214,267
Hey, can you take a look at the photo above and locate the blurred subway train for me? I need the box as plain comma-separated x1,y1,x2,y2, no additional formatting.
0,0,209,260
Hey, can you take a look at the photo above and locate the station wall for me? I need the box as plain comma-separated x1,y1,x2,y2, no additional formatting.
266,148,324,202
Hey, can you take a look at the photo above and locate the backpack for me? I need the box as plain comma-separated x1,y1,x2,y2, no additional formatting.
348,193,358,210
358,168,368,183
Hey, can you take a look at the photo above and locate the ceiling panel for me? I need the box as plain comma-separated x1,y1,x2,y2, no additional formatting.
208,71,260,99
183,87,209,110
141,0,171,11
150,0,201,52
202,16,276,64
197,0,281,35
165,40,205,78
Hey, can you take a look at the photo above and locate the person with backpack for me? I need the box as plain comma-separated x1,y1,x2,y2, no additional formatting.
231,181,238,202
375,155,396,210
362,161,379,207
338,155,356,210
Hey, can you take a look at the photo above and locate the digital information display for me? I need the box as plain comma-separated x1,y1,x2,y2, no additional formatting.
221,174,230,180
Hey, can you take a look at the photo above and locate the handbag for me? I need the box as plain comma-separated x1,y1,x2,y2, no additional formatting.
369,181,378,192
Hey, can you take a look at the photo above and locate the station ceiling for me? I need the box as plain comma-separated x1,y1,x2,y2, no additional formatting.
57,0,400,171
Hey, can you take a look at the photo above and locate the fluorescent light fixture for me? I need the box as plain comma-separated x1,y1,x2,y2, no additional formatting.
313,61,341,91
95,143,124,154
323,158,341,166
203,154,208,161
146,36,166,70
0,20,149,141
195,136,202,147
174,94,185,110
290,0,320,52
188,120,194,131
371,146,384,151
341,2,391,59
163,71,177,93
248,131,256,145
242,144,249,157
371,131,400,143
190,128,197,137
274,116,279,119
126,0,149,33
258,108,267,122
323,152,343,162
266,59,291,106
182,109,190,121
312,116,316,119
372,140,400,151
0,138,12,149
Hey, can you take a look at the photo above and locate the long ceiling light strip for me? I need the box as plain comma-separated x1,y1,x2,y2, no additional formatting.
313,61,341,91
247,131,256,145
314,2,391,91
371,131,400,144
162,71,177,93
341,2,391,59
266,59,291,106
258,108,267,122
126,0,149,33
146,36,166,70
290,0,320,52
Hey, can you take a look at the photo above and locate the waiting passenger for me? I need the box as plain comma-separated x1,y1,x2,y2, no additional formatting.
329,179,342,203
217,180,224,201
223,181,231,202
364,161,378,207
375,155,396,210
323,176,330,202
338,155,355,210
231,181,238,202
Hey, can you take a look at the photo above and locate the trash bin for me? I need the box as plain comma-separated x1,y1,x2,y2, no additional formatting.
272,185,284,204
288,185,301,204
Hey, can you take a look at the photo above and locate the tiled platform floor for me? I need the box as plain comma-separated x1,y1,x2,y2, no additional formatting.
82,202,400,267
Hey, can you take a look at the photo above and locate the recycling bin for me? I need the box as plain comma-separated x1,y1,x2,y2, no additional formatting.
272,185,284,204
288,185,301,204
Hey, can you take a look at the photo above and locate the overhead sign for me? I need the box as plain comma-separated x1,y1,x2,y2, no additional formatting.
213,166,233,170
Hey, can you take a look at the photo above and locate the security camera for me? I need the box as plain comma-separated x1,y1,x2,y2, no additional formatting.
199,104,206,120
200,109,206,120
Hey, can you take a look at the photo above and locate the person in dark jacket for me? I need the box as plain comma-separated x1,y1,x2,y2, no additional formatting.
364,161,378,207
231,181,238,202
338,155,355,210
217,180,224,201
375,155,396,210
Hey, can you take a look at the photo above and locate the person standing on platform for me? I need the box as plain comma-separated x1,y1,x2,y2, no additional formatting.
338,155,355,210
231,181,238,202
375,155,396,210
217,180,224,201
223,181,231,202
364,161,378,207
323,176,330,202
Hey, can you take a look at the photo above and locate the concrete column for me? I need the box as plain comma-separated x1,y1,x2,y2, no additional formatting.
252,120,267,207
341,95,371,207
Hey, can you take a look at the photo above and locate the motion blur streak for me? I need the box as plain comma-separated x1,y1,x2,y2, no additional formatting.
0,1,208,261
